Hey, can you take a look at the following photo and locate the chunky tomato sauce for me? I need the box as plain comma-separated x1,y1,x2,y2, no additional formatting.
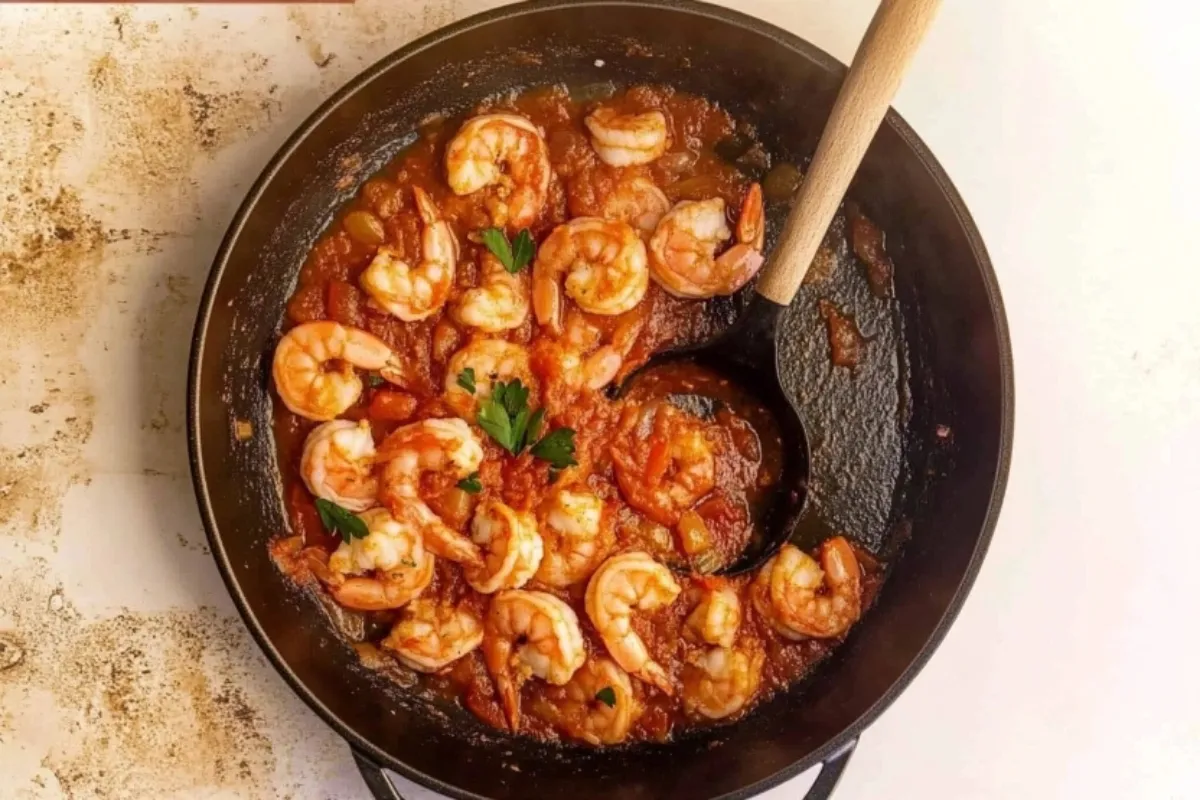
271,84,883,745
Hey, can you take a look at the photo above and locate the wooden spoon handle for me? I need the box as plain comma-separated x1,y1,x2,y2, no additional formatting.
755,0,942,306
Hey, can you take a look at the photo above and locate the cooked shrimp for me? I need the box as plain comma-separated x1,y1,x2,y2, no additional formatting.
684,578,742,648
533,309,644,394
536,657,639,745
375,418,485,565
272,321,404,421
584,107,670,167
443,338,537,418
376,417,484,493
751,538,862,640
534,488,611,587
611,401,716,526
383,598,484,673
532,218,649,334
484,589,586,730
359,187,458,322
682,646,764,720
599,174,671,236
648,183,766,299
464,500,544,594
389,495,483,567
300,420,378,512
452,252,530,333
585,551,682,695
445,113,551,230
309,507,433,611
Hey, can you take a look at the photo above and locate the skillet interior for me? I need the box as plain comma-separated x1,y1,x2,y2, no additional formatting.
188,3,1012,798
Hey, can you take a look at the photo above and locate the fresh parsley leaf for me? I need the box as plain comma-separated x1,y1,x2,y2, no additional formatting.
365,373,386,389
525,407,546,448
530,427,577,470
477,393,516,452
475,379,550,456
594,686,617,708
314,498,369,544
510,407,532,456
480,227,536,273
480,227,514,270
457,367,477,394
509,229,536,273
500,379,529,418
457,471,482,494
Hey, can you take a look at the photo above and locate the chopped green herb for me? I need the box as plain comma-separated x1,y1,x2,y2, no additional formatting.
475,378,559,457
510,407,532,455
477,389,518,453
530,427,577,470
457,471,482,494
509,229,536,273
457,367,477,394
365,373,386,389
480,227,536,273
594,686,617,708
496,379,530,419
314,498,369,544
399,557,417,568
525,407,546,447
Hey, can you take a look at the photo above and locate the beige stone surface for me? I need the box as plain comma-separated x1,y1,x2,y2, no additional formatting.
3,1,1198,799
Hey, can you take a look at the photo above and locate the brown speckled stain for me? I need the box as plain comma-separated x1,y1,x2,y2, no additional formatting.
87,49,280,193
0,88,100,537
0,565,276,797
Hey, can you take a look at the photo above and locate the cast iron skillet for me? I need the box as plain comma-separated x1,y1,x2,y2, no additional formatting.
187,1,1013,798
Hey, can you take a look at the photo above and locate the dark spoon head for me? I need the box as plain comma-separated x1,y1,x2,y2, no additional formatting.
614,293,809,576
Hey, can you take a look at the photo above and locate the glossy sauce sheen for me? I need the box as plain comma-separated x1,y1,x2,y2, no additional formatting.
271,84,883,744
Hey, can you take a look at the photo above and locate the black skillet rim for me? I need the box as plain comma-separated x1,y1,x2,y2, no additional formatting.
186,1,1015,798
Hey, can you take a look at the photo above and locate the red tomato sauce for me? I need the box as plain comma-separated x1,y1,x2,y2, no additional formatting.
270,84,884,745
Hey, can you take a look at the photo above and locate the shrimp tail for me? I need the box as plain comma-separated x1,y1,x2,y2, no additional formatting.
304,548,339,586
582,346,622,390
331,576,412,612
736,183,765,250
532,266,563,335
716,182,767,293
412,186,439,224
715,244,765,294
388,497,484,566
638,662,675,697
483,638,522,730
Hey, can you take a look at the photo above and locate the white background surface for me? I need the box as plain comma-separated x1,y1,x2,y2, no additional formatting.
2,0,1198,798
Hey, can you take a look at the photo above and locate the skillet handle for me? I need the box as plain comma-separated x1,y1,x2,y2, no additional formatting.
801,738,858,800
352,747,410,800
353,739,856,800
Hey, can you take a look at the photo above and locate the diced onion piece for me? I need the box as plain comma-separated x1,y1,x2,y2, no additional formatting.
762,162,803,202
640,519,674,555
677,510,712,556
665,174,722,201
343,210,386,246
691,550,723,575
436,487,474,530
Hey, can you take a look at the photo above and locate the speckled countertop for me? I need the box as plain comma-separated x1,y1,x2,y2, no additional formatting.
2,2,1197,799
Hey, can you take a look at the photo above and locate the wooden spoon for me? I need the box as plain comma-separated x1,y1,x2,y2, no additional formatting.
620,0,943,574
